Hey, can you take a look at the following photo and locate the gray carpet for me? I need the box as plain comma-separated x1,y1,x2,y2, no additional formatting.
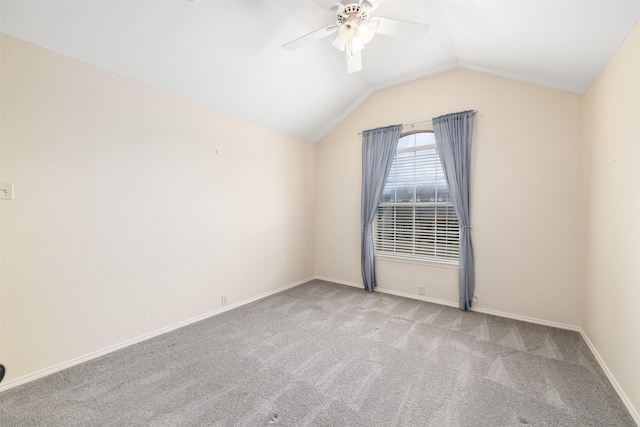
0,279,635,426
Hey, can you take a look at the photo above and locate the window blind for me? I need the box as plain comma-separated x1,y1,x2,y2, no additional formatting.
374,142,459,263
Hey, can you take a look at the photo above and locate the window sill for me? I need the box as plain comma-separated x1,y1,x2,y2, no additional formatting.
375,254,459,270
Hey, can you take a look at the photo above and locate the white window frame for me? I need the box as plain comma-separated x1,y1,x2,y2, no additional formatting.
374,132,460,268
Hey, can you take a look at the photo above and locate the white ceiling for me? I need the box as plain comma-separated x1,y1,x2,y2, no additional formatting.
1,0,639,142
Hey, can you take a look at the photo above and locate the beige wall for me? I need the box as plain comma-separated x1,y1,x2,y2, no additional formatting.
582,21,640,419
0,34,316,383
316,68,584,327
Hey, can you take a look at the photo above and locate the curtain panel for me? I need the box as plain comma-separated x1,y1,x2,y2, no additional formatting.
432,110,476,311
360,124,402,292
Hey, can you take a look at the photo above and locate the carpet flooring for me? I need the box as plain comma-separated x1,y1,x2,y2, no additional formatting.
0,279,635,426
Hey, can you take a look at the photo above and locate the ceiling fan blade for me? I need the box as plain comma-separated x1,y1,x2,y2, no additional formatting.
371,17,430,40
358,0,381,14
330,2,345,14
359,0,375,13
282,25,338,51
346,42,362,74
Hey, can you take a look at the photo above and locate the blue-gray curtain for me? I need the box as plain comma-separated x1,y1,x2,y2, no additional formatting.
432,110,475,311
361,124,402,292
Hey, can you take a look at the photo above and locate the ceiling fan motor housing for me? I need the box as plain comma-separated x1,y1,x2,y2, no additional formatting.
337,3,369,26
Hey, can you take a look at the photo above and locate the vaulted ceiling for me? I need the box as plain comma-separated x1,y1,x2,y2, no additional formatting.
2,1,639,142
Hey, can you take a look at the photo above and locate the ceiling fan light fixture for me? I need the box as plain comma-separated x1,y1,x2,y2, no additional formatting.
340,17,359,39
332,35,346,51
334,15,371,52
351,35,366,51
358,23,375,45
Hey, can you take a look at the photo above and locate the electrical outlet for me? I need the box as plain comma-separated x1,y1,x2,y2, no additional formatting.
418,285,425,296
221,296,228,306
0,183,15,200
472,295,478,303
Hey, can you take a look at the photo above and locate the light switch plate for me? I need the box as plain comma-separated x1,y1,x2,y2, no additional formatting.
0,183,15,200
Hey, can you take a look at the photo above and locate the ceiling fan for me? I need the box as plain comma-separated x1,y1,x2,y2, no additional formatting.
282,0,430,74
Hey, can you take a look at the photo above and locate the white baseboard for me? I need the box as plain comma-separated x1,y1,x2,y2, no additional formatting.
579,330,640,426
314,275,579,331
0,276,316,393
314,276,362,290
315,275,460,309
470,306,579,331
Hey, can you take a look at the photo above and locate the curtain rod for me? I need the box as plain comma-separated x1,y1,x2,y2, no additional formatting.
358,110,478,136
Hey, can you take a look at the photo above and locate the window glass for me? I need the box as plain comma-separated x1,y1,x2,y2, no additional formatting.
415,131,435,147
396,133,415,149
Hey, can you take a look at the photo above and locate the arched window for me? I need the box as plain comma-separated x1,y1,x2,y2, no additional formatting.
374,131,459,264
